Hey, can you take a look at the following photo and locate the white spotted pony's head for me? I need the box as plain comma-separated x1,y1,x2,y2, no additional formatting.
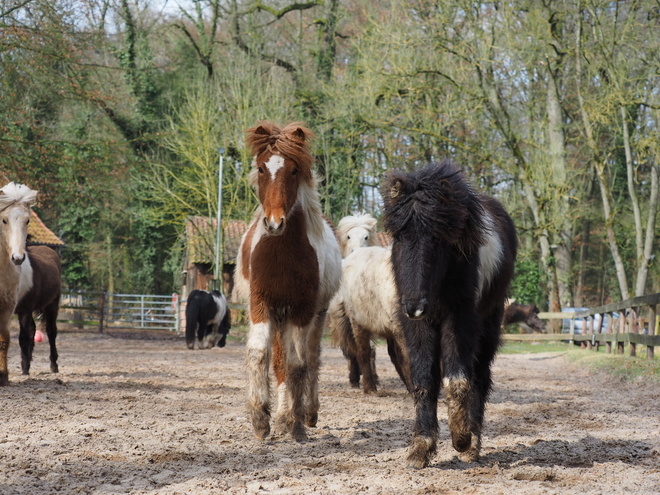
336,213,379,258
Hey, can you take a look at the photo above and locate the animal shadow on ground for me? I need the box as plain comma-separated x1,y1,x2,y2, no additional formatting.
432,437,654,471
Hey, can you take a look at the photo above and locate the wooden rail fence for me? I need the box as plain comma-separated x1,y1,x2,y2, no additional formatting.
502,293,660,359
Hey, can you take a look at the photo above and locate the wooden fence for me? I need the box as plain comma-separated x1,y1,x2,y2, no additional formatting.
502,293,660,359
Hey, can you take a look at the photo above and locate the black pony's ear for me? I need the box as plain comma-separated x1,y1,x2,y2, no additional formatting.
389,179,403,199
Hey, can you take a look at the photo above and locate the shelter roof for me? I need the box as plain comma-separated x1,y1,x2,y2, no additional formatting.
185,216,248,266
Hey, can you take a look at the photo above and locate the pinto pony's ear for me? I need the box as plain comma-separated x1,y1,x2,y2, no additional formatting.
390,179,402,199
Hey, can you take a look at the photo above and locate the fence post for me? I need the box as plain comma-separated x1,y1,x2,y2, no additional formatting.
569,316,575,346
648,305,657,360
617,309,626,354
630,307,638,357
98,291,105,333
606,312,613,354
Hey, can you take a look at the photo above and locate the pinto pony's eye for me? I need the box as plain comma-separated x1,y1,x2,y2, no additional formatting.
292,168,298,176
2,219,6,225
258,167,264,174
347,235,351,240
364,235,368,241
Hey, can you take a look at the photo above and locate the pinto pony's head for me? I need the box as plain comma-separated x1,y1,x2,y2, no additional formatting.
383,161,485,320
246,121,315,236
0,182,37,266
336,213,379,258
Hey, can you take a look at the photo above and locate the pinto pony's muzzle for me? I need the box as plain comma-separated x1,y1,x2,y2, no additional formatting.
263,214,285,235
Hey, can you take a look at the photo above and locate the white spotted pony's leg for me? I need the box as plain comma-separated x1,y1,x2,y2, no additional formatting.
246,320,273,440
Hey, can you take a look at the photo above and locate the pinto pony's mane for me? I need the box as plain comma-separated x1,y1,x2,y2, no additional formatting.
336,213,379,255
245,121,325,238
383,160,486,256
0,182,38,211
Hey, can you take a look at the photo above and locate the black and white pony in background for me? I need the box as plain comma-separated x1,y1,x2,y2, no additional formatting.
185,289,231,349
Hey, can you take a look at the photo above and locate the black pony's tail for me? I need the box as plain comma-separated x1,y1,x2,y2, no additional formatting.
328,298,357,361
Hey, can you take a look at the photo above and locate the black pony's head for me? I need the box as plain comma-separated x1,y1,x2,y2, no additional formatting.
383,160,486,320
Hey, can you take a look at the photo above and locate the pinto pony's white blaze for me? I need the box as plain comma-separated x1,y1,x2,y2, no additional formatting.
236,121,342,441
0,182,38,386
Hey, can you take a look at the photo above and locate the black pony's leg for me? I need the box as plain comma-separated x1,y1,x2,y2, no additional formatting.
18,312,36,376
440,311,482,458
461,311,502,462
43,301,60,373
185,311,196,350
404,318,441,469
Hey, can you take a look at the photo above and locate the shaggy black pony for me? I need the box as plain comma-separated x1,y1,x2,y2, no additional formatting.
383,160,517,468
185,289,231,349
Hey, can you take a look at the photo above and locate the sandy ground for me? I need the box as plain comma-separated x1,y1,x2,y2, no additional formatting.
0,327,658,495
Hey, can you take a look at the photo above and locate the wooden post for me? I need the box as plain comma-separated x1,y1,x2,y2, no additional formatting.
98,291,106,333
630,307,638,357
606,312,613,354
648,305,657,360
581,317,588,349
617,310,626,354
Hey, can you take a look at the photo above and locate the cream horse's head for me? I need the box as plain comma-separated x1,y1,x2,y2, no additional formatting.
0,182,37,265
337,213,379,258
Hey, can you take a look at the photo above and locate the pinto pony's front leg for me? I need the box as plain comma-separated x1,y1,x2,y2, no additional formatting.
282,323,311,442
246,317,274,440
0,311,10,386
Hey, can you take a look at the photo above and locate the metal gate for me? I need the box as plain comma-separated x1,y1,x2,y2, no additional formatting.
104,294,179,331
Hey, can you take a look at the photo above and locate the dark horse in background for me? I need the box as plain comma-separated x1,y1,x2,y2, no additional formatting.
185,289,231,349
15,245,62,376
383,160,517,468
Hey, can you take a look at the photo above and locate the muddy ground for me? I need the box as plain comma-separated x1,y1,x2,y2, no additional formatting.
0,327,658,494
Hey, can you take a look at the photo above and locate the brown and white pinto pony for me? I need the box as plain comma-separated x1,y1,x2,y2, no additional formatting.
236,122,342,442
383,161,517,468
0,182,38,385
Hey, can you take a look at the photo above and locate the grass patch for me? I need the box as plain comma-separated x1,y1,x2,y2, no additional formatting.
499,342,572,354
564,347,660,383
500,341,660,383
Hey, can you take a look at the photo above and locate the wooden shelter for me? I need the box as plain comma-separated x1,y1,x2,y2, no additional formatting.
182,216,247,301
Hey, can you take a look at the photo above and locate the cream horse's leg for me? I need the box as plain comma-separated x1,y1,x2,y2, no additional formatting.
246,318,273,440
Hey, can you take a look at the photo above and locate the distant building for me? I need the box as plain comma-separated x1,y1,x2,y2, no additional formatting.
182,216,247,301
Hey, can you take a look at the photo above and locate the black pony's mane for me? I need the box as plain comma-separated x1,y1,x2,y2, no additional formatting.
383,160,486,255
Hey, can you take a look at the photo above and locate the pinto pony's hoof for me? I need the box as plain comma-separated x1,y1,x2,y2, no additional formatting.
291,421,308,443
306,412,318,428
50,363,59,373
406,435,436,469
0,372,8,386
250,409,271,440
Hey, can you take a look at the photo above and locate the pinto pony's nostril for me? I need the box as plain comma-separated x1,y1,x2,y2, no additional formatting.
11,253,25,266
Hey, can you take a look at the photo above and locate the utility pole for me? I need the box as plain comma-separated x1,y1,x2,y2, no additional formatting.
214,147,225,291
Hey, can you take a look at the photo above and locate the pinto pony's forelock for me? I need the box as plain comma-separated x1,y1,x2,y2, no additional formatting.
246,121,316,186
383,161,486,257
